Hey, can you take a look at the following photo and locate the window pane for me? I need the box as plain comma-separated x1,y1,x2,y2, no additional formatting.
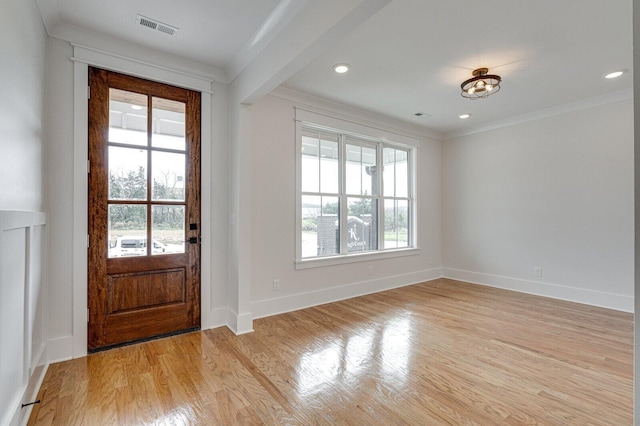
302,133,339,194
383,148,409,197
301,135,319,193
383,148,396,197
152,205,185,255
319,139,339,194
152,151,185,201
347,197,377,252
152,97,185,150
109,89,147,147
302,195,339,258
108,146,147,200
384,199,409,249
346,144,377,196
108,204,147,258
396,149,409,198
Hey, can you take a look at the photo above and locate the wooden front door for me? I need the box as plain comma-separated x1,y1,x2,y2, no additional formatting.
88,67,201,351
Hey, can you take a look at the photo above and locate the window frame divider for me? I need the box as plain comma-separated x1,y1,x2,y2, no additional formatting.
297,120,417,263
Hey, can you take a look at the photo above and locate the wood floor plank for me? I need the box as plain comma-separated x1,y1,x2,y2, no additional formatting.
28,279,633,425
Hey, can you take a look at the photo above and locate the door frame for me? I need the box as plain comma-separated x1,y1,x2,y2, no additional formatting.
87,67,202,350
69,46,215,359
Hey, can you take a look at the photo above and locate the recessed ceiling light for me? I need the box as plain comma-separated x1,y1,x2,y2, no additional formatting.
459,113,471,119
131,105,143,110
334,64,350,74
604,70,624,79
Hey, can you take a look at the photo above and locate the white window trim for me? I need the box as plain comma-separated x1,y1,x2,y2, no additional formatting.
295,108,420,270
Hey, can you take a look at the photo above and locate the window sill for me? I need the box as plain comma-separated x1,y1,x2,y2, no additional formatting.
294,247,421,270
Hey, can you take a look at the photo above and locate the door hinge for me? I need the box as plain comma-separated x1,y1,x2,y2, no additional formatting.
87,86,90,99
87,234,90,248
87,160,90,174
87,308,89,323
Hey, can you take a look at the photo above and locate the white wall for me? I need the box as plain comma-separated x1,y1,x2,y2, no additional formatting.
443,99,634,311
0,0,47,210
248,93,443,318
0,1,48,425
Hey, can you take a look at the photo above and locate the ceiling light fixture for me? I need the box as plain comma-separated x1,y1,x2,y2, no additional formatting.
461,68,501,99
334,64,350,74
604,70,624,79
459,113,471,119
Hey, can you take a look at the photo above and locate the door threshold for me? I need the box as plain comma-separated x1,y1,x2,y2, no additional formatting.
88,327,200,353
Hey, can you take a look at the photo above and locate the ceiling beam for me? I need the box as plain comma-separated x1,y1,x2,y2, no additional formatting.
229,0,392,105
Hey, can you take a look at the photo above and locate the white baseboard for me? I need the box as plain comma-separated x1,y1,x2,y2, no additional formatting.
201,307,229,331
252,267,444,320
4,347,49,426
226,310,254,335
443,268,633,312
47,336,74,364
5,384,24,426
18,362,49,426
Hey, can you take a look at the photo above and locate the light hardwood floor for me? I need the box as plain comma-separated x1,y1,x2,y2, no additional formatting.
29,278,633,425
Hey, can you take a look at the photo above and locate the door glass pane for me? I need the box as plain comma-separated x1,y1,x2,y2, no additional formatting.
346,144,377,196
347,197,377,252
152,205,185,255
152,151,185,201
108,146,147,200
109,89,147,146
152,97,185,151
384,199,409,249
108,205,147,258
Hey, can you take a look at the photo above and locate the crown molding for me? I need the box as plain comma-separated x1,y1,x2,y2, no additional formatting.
445,89,633,140
271,86,444,141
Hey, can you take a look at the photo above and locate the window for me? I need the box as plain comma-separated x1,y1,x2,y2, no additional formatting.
298,121,415,263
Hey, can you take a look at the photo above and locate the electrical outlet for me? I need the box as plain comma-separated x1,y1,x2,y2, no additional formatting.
273,279,280,291
429,256,434,265
534,267,543,278
367,264,374,276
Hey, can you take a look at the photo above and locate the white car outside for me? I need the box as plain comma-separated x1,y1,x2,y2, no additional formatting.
109,236,166,257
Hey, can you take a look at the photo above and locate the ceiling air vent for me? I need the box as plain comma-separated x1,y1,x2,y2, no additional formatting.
136,14,179,36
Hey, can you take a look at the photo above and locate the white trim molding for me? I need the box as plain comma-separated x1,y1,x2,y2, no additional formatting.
294,105,424,147
295,248,421,270
71,44,214,93
274,87,444,141
0,211,47,426
445,89,634,140
443,267,633,313
252,267,444,320
227,310,255,335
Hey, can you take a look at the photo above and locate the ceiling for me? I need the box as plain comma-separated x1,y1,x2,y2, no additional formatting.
36,0,633,138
